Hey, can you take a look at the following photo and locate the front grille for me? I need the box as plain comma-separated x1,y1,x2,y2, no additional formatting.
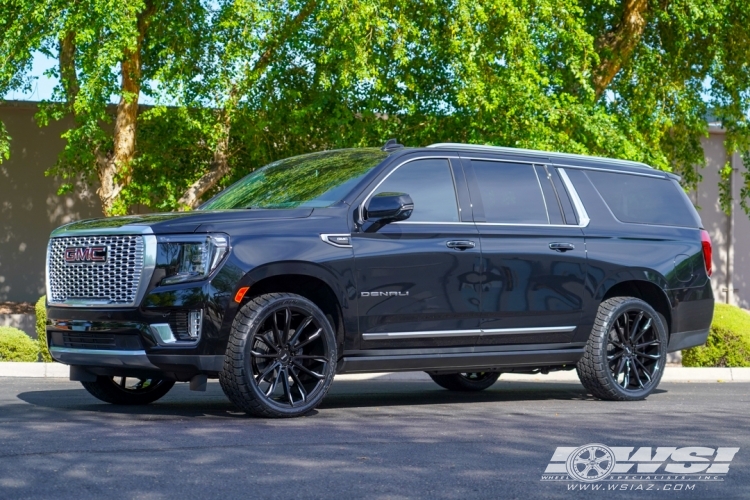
48,235,145,306
50,331,144,350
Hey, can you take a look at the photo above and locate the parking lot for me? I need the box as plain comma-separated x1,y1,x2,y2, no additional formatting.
0,377,748,500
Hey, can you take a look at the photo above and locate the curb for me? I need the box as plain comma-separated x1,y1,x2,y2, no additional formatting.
0,363,749,383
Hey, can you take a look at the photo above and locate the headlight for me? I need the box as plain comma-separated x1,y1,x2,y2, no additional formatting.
156,234,229,286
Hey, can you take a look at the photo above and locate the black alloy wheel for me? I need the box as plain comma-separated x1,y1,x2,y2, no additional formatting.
220,293,337,417
428,371,501,391
578,296,667,401
81,376,175,405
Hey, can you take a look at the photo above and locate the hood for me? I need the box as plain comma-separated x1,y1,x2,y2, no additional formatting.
51,208,314,236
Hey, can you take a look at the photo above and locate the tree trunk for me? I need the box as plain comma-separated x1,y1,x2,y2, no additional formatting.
592,0,652,99
177,112,232,210
59,31,78,102
96,1,155,216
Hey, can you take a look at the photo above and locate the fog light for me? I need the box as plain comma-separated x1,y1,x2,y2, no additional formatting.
188,310,203,339
151,324,176,344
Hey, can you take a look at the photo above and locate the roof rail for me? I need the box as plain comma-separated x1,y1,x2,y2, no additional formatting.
426,143,653,170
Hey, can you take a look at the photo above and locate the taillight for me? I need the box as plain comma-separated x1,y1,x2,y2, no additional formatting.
700,230,712,277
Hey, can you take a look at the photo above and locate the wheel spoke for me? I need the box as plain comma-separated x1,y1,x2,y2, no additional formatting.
292,361,325,379
615,356,626,380
293,328,321,350
289,369,307,403
636,340,660,349
629,312,644,340
288,316,314,347
622,360,631,388
631,317,652,344
258,331,279,352
293,355,328,363
633,357,653,383
272,312,283,347
607,350,624,361
265,368,282,397
635,352,661,360
256,361,280,384
283,308,292,344
250,351,277,358
631,360,645,388
281,368,294,407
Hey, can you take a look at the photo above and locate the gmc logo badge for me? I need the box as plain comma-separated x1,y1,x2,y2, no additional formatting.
64,246,107,263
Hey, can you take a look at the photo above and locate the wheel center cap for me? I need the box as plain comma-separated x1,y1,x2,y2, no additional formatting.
280,352,290,364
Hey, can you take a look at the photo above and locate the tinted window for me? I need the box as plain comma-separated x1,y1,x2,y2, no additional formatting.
586,170,701,227
471,161,549,224
201,149,388,210
373,158,459,222
535,165,563,225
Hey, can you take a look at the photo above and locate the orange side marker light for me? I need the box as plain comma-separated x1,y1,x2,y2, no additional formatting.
234,286,250,303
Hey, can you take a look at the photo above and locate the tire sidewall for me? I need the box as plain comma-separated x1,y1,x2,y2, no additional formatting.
233,295,337,417
598,298,668,400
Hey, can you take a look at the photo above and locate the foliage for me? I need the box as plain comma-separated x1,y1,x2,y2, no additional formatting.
0,327,39,362
4,1,750,213
683,303,750,367
35,296,52,362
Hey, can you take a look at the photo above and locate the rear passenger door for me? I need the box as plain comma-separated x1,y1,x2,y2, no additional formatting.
461,155,588,345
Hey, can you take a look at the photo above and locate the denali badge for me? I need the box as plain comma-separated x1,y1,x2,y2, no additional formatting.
361,291,409,297
64,246,108,263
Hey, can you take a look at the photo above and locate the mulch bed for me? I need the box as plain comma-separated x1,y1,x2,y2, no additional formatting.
0,302,36,314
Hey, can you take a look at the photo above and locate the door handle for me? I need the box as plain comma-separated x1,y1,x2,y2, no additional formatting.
549,242,575,252
446,240,476,250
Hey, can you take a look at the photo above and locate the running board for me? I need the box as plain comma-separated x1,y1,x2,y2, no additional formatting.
337,348,584,374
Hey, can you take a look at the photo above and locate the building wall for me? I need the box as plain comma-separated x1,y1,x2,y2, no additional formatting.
697,130,750,308
0,102,101,302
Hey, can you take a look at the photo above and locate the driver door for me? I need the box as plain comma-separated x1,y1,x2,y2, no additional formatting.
352,156,482,350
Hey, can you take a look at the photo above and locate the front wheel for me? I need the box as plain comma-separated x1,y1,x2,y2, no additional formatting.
219,293,337,418
81,376,175,405
577,296,667,401
428,372,501,392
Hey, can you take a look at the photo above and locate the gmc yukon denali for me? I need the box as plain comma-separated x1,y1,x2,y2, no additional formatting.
45,142,714,417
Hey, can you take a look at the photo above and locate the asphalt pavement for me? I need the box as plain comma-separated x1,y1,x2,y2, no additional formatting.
0,377,748,500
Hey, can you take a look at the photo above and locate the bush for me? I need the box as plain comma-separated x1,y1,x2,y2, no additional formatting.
682,303,750,367
35,296,52,362
0,327,39,362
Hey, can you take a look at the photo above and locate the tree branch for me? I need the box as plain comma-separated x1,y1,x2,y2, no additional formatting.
592,0,652,99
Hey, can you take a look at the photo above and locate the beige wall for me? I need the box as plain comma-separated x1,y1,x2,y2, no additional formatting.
696,130,750,309
0,102,101,302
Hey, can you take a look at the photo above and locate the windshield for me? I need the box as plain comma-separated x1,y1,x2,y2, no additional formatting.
200,149,389,210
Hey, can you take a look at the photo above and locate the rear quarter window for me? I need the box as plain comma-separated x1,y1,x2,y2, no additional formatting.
585,170,701,227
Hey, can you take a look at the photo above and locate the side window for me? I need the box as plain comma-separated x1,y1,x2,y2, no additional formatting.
372,158,460,222
471,160,549,224
586,170,701,227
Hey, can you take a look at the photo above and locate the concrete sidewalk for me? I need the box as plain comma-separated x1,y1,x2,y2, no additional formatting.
1,362,749,382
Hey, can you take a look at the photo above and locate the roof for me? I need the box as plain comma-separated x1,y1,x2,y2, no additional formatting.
426,143,656,173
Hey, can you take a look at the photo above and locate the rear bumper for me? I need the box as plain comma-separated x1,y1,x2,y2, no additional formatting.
667,328,710,353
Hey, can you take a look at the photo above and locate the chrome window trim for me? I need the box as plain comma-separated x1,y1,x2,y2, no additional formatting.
557,168,591,228
47,234,157,308
551,163,666,179
532,163,551,224
358,155,461,224
362,325,576,340
320,233,353,248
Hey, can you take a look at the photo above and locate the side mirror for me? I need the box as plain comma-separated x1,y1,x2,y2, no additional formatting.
365,192,414,223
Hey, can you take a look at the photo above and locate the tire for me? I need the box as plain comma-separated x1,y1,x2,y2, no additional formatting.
81,376,175,405
219,293,337,418
428,372,501,392
577,296,668,401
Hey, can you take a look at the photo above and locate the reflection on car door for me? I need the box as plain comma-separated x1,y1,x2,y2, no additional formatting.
352,156,483,350
461,156,588,346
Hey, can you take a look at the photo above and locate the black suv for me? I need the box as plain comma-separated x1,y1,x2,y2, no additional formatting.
46,142,714,417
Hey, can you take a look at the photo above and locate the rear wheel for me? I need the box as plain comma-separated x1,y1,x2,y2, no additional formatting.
81,376,175,405
577,296,667,401
428,372,501,392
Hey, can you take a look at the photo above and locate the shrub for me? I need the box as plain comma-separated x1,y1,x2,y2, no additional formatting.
35,296,52,362
682,303,750,367
0,327,39,362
